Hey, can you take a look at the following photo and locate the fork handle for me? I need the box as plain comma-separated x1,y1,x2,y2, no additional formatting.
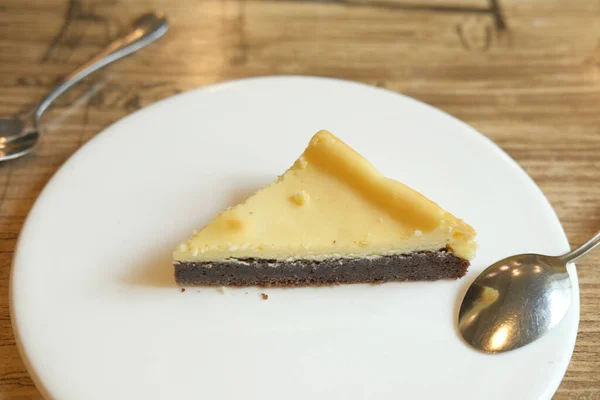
34,12,168,123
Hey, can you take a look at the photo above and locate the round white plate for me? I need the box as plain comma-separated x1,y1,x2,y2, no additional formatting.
11,76,578,400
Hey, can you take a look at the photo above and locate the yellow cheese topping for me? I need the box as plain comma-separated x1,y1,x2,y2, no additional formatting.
174,130,477,261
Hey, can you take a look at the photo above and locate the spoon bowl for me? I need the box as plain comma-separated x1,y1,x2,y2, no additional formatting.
459,230,600,353
458,253,572,353
0,118,26,138
0,131,40,161
0,112,39,159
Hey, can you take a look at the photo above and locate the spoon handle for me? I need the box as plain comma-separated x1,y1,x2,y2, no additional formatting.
33,12,168,123
560,230,600,263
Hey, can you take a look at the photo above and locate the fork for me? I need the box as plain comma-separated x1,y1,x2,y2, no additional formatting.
0,12,168,162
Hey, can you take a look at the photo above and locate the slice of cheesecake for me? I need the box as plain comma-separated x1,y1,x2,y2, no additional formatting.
173,130,476,287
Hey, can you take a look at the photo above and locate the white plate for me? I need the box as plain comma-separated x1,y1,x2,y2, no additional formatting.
11,76,579,400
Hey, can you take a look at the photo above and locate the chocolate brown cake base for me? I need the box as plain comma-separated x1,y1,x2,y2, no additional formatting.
174,249,469,287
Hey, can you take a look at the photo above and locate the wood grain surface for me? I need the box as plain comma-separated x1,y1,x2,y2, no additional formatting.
1,0,599,398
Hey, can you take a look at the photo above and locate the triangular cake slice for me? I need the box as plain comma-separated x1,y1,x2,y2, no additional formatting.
173,130,476,286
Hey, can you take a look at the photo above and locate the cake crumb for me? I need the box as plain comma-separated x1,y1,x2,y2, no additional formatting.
334,282,341,286
180,288,185,293
261,293,269,300
217,286,227,295
296,157,308,169
291,190,310,205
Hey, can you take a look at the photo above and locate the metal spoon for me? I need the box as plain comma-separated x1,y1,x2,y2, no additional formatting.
458,230,600,353
0,12,168,162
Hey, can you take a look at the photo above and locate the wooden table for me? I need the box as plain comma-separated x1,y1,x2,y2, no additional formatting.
1,0,599,398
